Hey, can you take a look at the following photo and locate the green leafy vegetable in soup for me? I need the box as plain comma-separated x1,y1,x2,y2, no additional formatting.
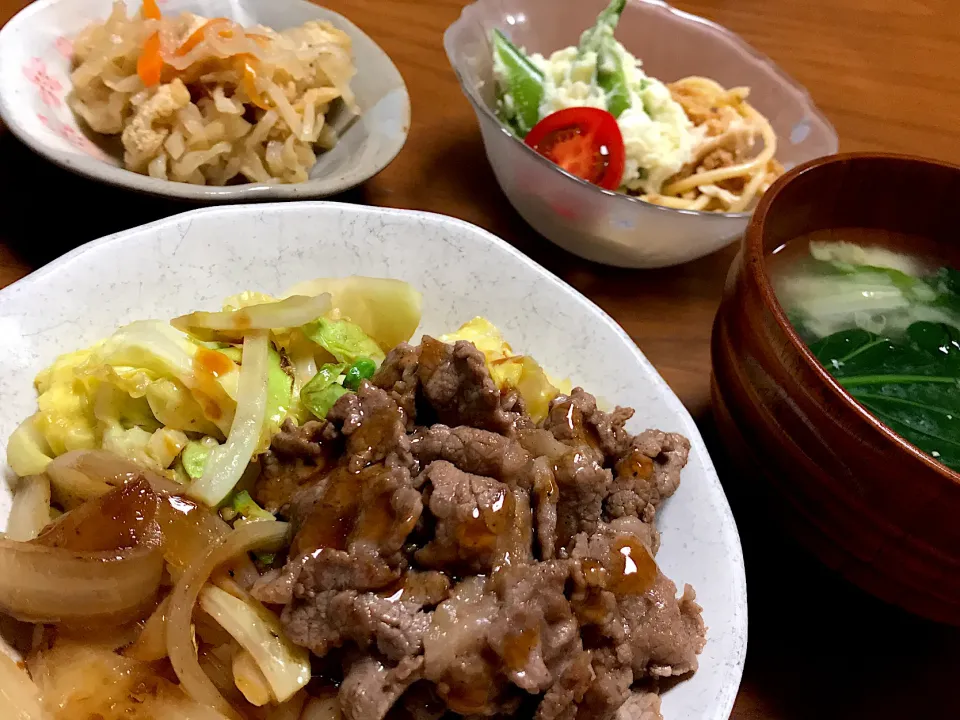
773,235,960,471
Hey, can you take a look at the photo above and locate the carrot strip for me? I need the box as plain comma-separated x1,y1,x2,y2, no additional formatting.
142,0,162,20
175,17,232,57
137,31,164,86
235,55,269,109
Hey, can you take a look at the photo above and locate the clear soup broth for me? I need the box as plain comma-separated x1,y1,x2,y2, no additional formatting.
768,228,960,472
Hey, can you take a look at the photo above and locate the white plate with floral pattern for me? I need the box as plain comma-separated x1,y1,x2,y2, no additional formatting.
0,0,409,200
0,203,747,719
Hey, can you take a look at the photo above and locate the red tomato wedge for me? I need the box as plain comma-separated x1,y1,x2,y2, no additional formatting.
524,107,626,191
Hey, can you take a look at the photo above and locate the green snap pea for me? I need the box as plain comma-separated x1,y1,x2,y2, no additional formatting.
491,28,545,136
343,357,378,390
578,0,631,118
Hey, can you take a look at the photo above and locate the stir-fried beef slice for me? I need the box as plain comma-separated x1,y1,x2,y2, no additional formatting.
534,649,595,720
418,337,519,433
281,550,443,662
614,692,663,720
422,576,520,716
569,524,705,681
327,382,414,471
415,461,531,573
373,342,422,427
410,425,532,486
395,681,447,720
619,580,705,679
553,450,613,557
255,418,339,511
486,561,582,694
286,463,421,560
339,654,424,720
576,647,634,720
543,389,634,462
256,335,701,719
605,431,690,521
530,456,560,560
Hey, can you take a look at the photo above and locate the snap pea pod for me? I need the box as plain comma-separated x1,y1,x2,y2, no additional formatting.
491,28,545,136
578,0,631,118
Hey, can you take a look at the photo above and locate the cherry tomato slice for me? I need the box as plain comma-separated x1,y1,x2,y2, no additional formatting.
524,107,626,191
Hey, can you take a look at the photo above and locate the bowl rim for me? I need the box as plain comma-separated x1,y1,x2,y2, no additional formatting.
746,150,960,488
442,0,839,221
0,0,411,201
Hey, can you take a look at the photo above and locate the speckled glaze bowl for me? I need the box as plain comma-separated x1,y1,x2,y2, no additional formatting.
0,202,746,719
712,153,960,625
444,0,838,268
0,0,410,200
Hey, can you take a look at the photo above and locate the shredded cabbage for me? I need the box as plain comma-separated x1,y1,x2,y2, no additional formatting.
188,332,270,507
300,363,348,420
172,294,332,342
301,317,386,366
284,276,422,349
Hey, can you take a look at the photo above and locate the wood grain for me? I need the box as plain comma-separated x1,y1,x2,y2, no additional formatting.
1,0,958,717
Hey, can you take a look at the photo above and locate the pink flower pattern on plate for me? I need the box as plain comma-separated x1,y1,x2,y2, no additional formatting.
36,112,99,156
55,36,73,59
60,125,97,153
22,57,62,108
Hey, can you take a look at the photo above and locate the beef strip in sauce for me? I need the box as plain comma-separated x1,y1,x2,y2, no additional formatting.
252,337,704,720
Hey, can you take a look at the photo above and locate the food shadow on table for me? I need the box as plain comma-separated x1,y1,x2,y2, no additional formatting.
695,413,960,720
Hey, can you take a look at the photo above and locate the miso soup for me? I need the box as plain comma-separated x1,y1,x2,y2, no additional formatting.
769,228,960,472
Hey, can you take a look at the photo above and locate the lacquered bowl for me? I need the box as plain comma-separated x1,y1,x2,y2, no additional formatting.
712,152,960,625
444,0,837,268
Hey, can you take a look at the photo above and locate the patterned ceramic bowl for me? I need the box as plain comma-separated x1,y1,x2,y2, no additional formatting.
0,0,410,200
444,0,839,268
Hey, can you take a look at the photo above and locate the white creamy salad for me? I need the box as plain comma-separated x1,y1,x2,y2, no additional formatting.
526,43,701,194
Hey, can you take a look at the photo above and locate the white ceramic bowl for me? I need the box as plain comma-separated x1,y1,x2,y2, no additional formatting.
444,0,838,268
0,203,747,719
0,0,410,201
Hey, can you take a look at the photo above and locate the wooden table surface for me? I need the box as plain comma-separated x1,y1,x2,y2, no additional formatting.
1,0,958,717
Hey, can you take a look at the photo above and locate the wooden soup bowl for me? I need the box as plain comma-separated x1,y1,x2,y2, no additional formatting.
712,152,960,624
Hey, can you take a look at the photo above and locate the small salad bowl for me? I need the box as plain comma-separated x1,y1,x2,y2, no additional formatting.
0,0,410,201
444,0,838,268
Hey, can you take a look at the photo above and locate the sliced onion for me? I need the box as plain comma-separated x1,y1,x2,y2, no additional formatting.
267,691,308,720
232,648,272,706
45,449,182,509
5,475,51,542
199,585,310,703
167,520,290,718
189,332,270,507
125,595,170,662
172,294,331,342
156,494,229,570
0,651,46,720
298,693,342,720
34,479,160,551
0,536,162,626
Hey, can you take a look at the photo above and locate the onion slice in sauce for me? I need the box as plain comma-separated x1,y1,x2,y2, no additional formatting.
0,651,46,720
5,475,51,542
167,520,290,718
171,294,331,342
0,535,163,626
